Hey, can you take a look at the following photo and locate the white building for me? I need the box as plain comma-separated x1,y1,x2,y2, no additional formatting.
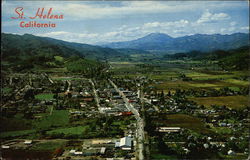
24,140,32,145
157,127,181,133
119,137,132,150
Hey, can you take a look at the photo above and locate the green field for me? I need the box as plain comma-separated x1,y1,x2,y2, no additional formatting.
211,126,232,135
46,126,87,137
35,93,55,100
2,87,13,94
30,140,66,151
0,110,69,139
0,113,33,132
0,129,36,139
34,110,69,129
54,56,64,62
189,96,248,109
111,61,248,92
35,67,68,73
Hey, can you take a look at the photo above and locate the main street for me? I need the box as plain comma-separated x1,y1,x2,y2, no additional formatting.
89,79,104,114
109,79,145,160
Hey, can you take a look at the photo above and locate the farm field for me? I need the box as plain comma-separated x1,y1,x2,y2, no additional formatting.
154,114,211,134
35,93,55,100
0,110,69,139
46,126,87,137
111,61,248,92
189,95,249,109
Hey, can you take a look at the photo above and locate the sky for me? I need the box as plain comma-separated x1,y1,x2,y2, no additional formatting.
2,1,249,44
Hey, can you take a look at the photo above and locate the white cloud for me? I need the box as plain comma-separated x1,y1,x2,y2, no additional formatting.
228,27,235,32
230,21,237,26
197,10,230,24
240,26,249,31
143,20,189,29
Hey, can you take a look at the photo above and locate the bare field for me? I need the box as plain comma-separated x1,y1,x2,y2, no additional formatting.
154,114,211,134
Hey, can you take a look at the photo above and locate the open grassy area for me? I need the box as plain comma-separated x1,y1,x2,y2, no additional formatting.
35,93,55,100
154,80,228,90
46,126,87,136
0,129,36,139
0,113,33,132
2,87,13,94
155,114,210,134
35,67,68,73
30,140,66,151
211,126,232,135
189,96,248,109
154,78,248,92
54,56,64,62
223,79,249,86
1,110,70,139
33,110,69,129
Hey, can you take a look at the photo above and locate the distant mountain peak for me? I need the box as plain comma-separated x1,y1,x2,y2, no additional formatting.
136,33,173,42
145,32,172,37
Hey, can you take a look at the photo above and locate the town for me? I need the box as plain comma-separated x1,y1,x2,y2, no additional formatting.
1,60,249,159
1,2,249,158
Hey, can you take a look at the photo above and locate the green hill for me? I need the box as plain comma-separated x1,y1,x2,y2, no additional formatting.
1,33,112,75
1,33,122,60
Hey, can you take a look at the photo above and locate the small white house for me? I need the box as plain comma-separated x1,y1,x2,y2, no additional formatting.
1,145,10,149
69,149,76,154
228,150,235,155
100,147,106,154
24,140,32,145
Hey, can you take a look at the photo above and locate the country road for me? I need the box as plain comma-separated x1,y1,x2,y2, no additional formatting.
89,79,104,114
66,80,71,92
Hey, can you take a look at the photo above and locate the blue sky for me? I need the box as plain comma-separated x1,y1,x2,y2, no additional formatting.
2,1,249,44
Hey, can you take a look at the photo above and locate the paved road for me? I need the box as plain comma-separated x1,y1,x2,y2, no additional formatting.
66,80,71,92
89,79,104,114
109,79,145,160
42,73,54,84
143,98,160,112
48,77,54,84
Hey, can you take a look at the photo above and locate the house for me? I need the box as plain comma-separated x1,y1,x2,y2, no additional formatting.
1,145,10,149
69,149,76,155
24,140,32,145
74,151,83,155
228,150,235,155
100,147,106,154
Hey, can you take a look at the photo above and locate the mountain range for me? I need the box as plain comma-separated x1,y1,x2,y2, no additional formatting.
102,33,249,53
1,32,249,61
